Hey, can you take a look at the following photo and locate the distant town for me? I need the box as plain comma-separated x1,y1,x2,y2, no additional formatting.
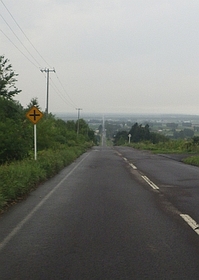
55,112,199,140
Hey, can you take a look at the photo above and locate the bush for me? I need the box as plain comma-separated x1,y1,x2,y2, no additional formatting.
128,139,199,154
0,144,90,212
183,156,199,166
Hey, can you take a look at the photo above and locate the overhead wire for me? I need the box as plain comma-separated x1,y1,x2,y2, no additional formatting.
0,28,39,69
0,0,78,111
0,13,41,68
0,0,51,68
49,77,77,109
55,73,77,108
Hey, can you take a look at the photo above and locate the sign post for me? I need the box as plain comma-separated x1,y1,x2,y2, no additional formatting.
26,106,43,160
34,124,37,160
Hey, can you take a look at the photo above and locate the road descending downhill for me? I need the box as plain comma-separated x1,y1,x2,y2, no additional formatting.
1,146,199,279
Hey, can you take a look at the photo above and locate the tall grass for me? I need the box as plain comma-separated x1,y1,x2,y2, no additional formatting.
183,156,199,166
127,139,199,154
0,144,91,211
127,139,199,167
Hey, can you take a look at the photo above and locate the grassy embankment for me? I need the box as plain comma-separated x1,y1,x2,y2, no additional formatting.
127,139,199,166
0,143,92,212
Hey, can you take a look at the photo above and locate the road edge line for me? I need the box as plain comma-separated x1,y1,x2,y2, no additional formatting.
0,152,90,252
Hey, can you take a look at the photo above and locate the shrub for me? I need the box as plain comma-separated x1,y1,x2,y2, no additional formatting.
0,144,91,212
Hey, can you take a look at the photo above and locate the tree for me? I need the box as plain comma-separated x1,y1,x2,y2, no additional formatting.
0,97,24,120
150,132,168,144
114,122,168,146
192,136,199,145
26,97,41,110
183,128,194,138
128,123,151,143
76,119,89,136
0,118,32,163
0,57,32,163
65,120,76,131
113,131,128,145
0,55,21,99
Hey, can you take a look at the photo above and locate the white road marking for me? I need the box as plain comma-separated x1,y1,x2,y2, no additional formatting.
129,163,137,170
118,151,199,238
141,175,159,190
180,214,199,235
0,152,90,252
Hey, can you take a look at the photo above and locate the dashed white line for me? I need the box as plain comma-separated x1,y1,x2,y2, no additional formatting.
129,163,137,170
119,152,199,238
121,156,137,169
141,175,159,190
180,214,199,235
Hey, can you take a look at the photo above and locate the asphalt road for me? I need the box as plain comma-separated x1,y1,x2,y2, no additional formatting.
1,146,199,279
115,146,199,221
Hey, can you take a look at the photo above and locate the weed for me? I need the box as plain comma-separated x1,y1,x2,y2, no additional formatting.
0,144,91,212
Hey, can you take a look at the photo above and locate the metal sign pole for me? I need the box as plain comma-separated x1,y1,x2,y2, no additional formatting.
34,124,37,160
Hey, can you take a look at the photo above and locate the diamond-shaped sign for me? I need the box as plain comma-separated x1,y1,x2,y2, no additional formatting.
26,106,43,124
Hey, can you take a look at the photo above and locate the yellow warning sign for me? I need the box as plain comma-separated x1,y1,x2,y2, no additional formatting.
26,106,43,124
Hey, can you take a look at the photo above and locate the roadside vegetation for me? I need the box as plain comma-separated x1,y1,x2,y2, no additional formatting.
0,55,96,212
113,122,199,167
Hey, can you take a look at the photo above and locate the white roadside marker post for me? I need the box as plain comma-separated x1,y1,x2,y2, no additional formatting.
128,134,131,144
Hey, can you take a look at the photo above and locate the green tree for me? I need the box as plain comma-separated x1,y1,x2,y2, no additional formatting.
0,98,32,163
113,131,128,145
0,55,21,99
65,120,76,131
192,136,199,145
128,123,151,143
76,119,88,135
183,128,194,138
0,97,23,120
36,114,58,150
114,122,168,146
0,118,31,163
0,56,33,163
150,132,168,144
26,97,41,110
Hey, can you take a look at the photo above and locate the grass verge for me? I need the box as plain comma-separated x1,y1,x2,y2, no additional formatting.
182,156,199,166
127,139,199,154
126,140,199,167
0,143,92,212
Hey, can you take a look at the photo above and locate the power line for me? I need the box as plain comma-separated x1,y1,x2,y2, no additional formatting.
1,22,77,110
0,13,41,68
1,23,77,110
0,0,79,112
55,73,77,108
0,0,51,68
50,77,77,109
0,28,39,68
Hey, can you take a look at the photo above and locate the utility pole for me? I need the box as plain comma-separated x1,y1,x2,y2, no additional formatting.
40,68,55,114
76,108,82,136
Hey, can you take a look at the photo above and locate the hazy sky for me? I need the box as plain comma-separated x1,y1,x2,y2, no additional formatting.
1,0,199,115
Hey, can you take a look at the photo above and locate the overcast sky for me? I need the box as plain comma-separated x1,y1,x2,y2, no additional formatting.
1,0,199,115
